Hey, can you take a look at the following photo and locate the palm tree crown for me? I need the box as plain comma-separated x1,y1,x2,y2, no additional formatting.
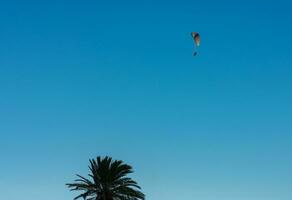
67,156,145,200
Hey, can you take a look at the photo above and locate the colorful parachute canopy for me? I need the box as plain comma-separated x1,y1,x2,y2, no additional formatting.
191,32,200,47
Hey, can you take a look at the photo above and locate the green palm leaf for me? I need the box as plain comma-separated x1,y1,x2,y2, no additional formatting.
67,156,145,200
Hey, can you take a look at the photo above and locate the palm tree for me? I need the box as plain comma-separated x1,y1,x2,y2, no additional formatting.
67,156,145,200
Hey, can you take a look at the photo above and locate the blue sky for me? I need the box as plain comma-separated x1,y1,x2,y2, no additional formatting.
0,0,292,199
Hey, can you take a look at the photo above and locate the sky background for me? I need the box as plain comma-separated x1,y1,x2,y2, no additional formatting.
0,0,292,199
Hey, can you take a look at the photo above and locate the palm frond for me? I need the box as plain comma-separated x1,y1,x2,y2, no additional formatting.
67,156,145,200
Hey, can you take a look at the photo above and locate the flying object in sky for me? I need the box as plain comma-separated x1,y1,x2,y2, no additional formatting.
191,32,200,56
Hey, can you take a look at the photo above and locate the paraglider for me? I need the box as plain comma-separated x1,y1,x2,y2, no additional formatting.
191,32,200,56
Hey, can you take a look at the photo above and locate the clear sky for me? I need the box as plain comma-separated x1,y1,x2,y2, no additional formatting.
0,0,292,199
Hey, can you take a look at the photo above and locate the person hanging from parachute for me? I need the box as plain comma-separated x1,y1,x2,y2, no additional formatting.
191,32,200,56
